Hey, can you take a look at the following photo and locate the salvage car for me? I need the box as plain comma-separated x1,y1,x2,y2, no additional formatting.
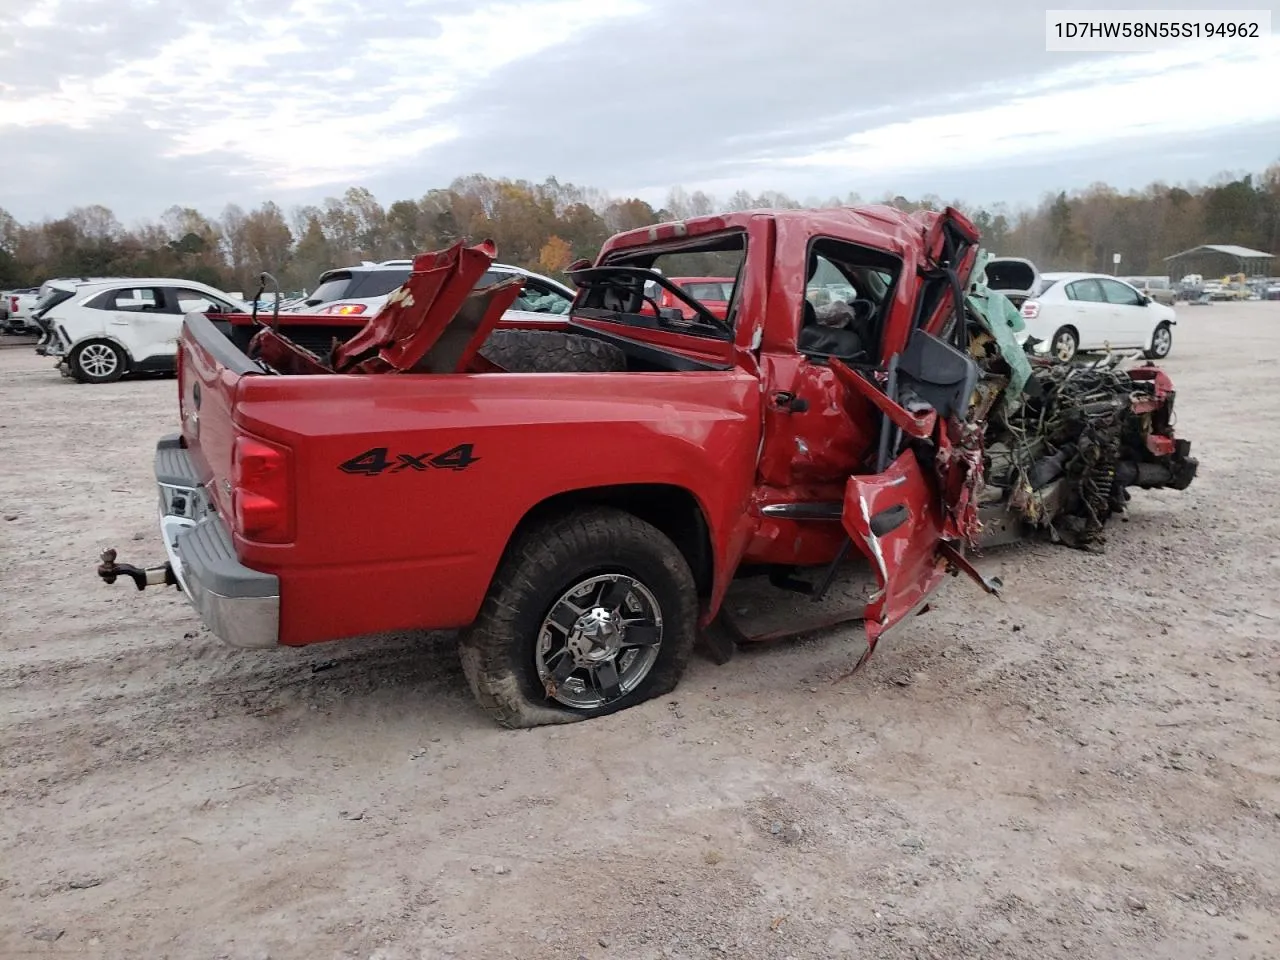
98,205,1197,728
34,277,250,382
1018,272,1177,362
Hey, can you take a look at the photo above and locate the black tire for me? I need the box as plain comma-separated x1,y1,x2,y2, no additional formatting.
70,339,127,383
478,329,626,373
1049,326,1078,363
458,506,698,728
1144,321,1172,359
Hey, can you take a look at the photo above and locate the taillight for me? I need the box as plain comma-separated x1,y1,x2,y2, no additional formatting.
231,434,293,543
1021,301,1040,319
318,303,366,315
8,297,17,312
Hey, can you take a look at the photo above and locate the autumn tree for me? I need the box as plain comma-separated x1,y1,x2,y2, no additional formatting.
3,161,1279,290
538,236,573,275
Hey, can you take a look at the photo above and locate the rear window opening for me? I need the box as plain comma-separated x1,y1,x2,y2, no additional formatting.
31,287,76,318
305,268,413,306
574,230,747,341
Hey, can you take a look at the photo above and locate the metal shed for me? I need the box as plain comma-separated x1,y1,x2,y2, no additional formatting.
1163,244,1274,280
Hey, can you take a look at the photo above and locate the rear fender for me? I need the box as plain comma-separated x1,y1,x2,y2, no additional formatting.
66,331,133,364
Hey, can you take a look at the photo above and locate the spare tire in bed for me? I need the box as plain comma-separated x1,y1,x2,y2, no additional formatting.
478,329,627,373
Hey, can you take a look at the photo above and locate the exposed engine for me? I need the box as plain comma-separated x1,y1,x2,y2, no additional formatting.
968,329,1197,551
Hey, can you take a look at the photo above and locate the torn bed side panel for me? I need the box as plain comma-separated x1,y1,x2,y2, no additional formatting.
399,277,524,374
335,239,507,373
249,327,338,376
245,239,524,376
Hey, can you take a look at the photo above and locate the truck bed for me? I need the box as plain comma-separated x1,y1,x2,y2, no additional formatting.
171,311,762,646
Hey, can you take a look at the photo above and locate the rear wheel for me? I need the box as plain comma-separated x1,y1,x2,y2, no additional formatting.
70,340,127,383
458,507,697,728
1145,321,1172,359
1049,326,1078,362
478,329,626,373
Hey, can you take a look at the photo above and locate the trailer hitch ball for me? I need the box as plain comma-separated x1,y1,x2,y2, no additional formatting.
97,547,176,591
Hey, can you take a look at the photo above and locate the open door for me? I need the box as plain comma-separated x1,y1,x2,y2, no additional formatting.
827,326,992,667
841,448,949,653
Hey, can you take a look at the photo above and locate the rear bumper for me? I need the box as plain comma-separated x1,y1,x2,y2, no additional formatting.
155,434,281,649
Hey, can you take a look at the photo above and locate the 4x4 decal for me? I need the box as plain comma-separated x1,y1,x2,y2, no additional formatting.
339,444,479,475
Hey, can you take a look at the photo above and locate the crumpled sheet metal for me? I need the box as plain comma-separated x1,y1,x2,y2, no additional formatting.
965,249,1032,410
247,239,524,376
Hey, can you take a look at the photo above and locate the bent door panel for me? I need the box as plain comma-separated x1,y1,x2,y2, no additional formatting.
107,287,179,360
842,448,949,650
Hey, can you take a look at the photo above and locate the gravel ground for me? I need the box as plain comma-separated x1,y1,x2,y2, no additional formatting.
2,304,1278,960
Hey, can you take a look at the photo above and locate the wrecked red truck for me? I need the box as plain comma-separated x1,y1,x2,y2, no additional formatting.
98,205,1197,727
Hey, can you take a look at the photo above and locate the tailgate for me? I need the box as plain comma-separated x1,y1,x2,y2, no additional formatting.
177,312,262,519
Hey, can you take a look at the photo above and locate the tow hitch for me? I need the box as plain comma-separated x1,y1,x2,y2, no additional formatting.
97,548,177,591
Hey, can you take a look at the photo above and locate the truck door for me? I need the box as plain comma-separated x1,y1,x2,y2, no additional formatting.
827,327,988,657
841,448,949,646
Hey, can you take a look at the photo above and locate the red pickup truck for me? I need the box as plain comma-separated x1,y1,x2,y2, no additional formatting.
99,205,1197,727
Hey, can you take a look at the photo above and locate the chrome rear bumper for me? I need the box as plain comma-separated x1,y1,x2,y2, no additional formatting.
155,434,281,649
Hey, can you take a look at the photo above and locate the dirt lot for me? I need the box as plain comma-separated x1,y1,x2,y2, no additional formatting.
2,304,1279,960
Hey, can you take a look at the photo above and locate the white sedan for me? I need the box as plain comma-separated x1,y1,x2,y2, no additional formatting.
1020,272,1177,362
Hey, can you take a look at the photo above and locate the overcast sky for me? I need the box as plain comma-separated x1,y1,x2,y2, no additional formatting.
1,0,1278,225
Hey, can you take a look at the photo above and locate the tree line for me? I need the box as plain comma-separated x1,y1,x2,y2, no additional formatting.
2,161,1277,295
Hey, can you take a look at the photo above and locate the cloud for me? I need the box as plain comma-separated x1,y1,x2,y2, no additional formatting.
0,0,649,213
773,39,1280,180
0,0,1277,222
0,121,249,225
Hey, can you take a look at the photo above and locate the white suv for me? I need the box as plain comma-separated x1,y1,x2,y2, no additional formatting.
290,259,576,320
34,278,250,383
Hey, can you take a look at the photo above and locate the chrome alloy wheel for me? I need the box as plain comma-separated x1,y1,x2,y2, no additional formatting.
79,342,120,378
1151,324,1171,357
534,573,663,709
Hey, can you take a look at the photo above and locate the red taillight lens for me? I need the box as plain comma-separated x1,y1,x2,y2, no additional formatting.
1021,301,1040,319
8,297,17,312
318,303,366,315
231,434,293,543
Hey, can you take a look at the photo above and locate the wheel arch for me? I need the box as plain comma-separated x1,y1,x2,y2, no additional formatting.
508,483,715,599
68,332,134,366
